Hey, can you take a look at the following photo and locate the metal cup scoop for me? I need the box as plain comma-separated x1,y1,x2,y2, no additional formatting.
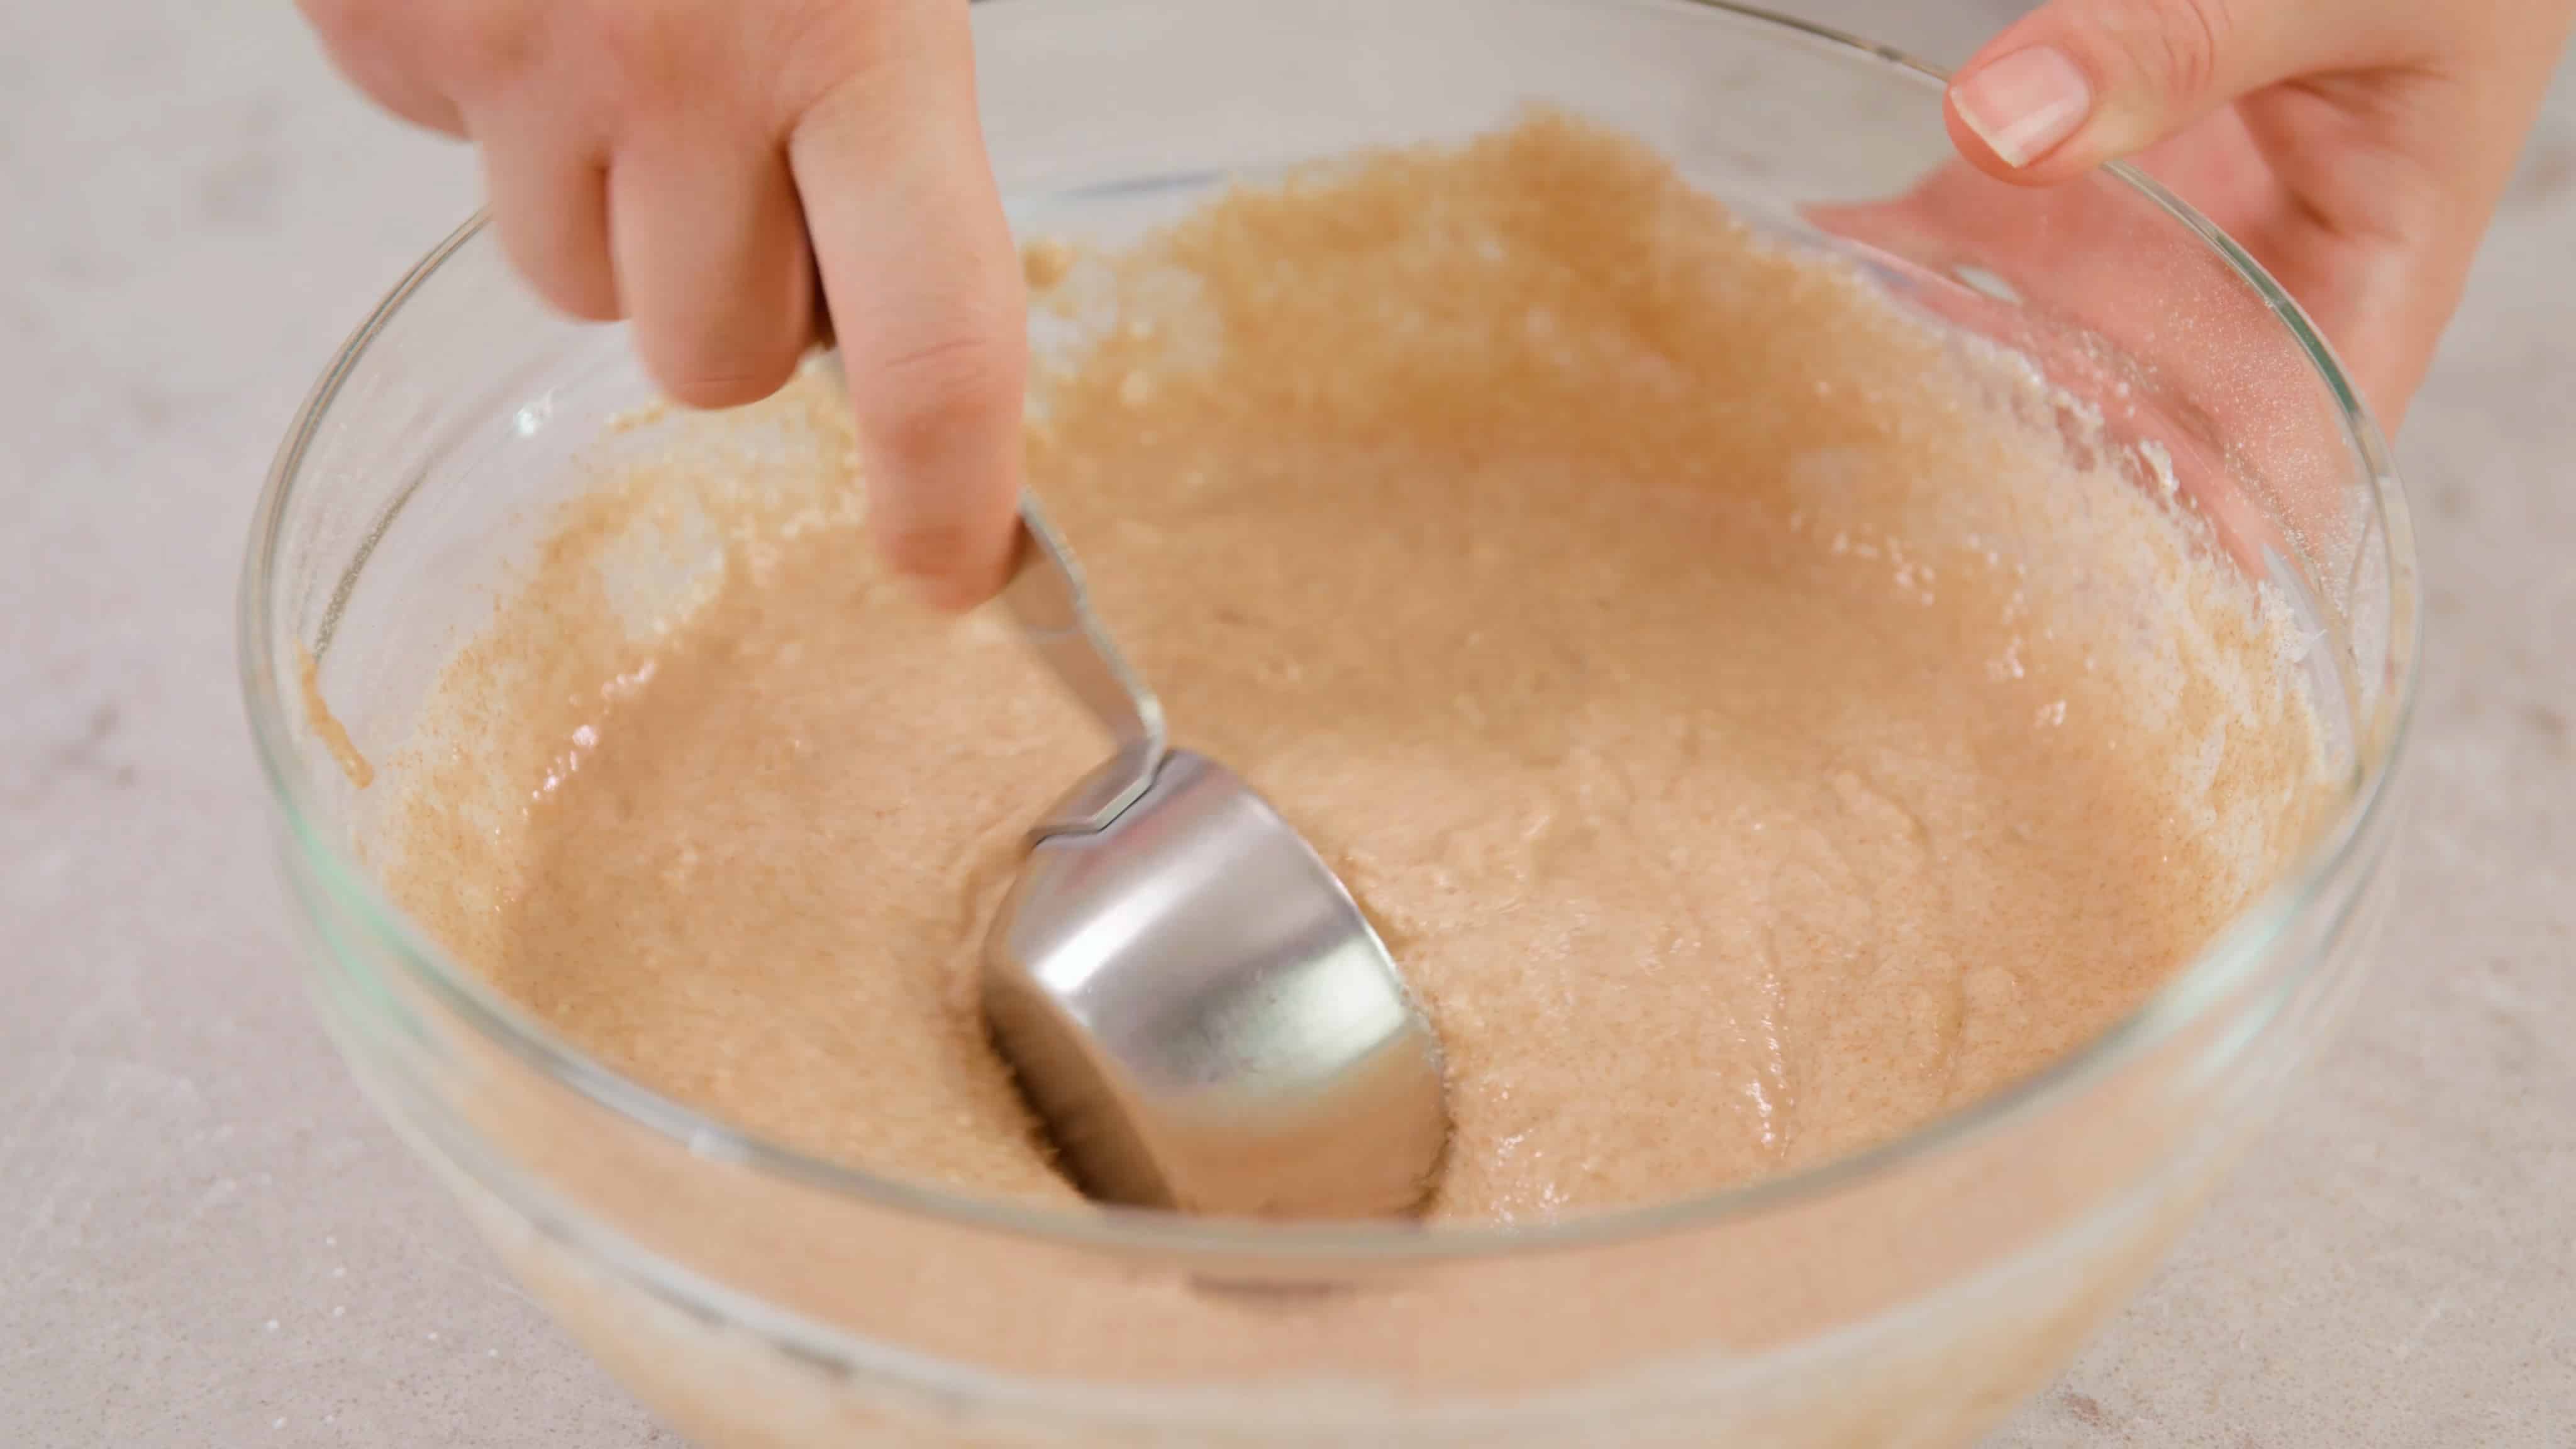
978,497,1448,1218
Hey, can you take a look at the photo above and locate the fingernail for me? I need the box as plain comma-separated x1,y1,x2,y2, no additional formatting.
1951,47,2093,168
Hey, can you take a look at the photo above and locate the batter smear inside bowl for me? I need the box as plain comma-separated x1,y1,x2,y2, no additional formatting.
383,112,2331,1224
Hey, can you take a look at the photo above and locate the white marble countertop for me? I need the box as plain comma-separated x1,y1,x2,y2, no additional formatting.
4,1,2569,1443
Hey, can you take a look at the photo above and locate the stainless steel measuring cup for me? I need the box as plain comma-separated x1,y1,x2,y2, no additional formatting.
980,497,1449,1218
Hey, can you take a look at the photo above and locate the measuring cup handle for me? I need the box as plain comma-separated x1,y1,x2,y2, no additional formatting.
1006,494,1169,838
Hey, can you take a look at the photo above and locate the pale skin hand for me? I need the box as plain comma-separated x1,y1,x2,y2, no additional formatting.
297,0,1026,609
1944,0,2576,430
303,0,2570,610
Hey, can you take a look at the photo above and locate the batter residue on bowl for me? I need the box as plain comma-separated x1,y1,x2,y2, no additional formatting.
384,112,2331,1223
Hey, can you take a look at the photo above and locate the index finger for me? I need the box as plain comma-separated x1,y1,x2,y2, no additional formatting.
789,3,1026,611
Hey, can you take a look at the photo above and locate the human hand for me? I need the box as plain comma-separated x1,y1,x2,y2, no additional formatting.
1941,0,2575,431
299,0,1026,608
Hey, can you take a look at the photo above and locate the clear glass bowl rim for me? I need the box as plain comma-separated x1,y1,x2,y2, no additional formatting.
238,0,2421,1265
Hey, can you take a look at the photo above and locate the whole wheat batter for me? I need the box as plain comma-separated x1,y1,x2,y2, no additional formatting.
384,114,2329,1223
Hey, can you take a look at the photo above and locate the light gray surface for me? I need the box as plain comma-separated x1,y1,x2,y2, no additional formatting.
3,1,2568,1444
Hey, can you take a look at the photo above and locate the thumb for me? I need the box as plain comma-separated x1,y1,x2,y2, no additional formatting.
1942,0,2401,180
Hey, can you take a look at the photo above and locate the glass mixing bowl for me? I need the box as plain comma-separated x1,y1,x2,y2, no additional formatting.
241,1,2418,1444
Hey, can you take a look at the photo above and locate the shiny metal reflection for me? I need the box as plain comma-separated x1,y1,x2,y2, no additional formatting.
979,497,1448,1219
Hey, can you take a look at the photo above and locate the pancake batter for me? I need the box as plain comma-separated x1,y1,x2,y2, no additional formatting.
386,113,2328,1223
